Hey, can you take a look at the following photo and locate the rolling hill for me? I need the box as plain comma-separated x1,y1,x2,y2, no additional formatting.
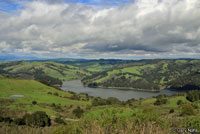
0,61,91,87
82,59,200,91
0,75,90,116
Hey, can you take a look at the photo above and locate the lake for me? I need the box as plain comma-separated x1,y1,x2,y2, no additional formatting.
61,80,179,101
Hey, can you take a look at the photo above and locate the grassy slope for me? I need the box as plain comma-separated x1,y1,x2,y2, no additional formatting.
3,61,91,81
55,94,200,134
86,63,113,72
0,76,89,116
95,64,156,83
0,75,200,133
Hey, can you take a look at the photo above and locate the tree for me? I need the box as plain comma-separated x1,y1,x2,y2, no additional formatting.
32,101,37,105
23,111,51,127
186,90,200,102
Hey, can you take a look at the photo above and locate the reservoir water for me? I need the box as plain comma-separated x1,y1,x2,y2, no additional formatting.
61,80,179,101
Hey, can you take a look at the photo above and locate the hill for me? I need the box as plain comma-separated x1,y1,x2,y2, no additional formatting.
82,59,200,91
0,61,91,87
0,75,200,133
27,59,135,72
0,75,90,116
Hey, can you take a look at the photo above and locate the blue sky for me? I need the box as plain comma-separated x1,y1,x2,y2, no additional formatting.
0,1,20,12
0,0,131,13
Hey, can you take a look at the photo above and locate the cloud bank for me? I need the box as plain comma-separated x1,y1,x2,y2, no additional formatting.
0,0,200,59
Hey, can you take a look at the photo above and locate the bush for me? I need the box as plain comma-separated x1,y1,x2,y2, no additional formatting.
186,90,200,102
180,104,196,116
0,117,13,124
51,103,56,107
154,98,168,105
14,118,25,125
126,98,136,104
169,109,174,114
177,100,183,105
72,106,84,118
106,97,121,105
32,101,37,105
0,116,4,122
54,92,59,96
70,94,80,100
47,92,52,95
23,111,51,127
4,117,13,123
54,117,66,125
92,98,107,106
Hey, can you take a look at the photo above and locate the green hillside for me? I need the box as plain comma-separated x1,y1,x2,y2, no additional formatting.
82,60,200,91
0,76,90,116
0,75,200,134
43,59,134,72
0,61,91,87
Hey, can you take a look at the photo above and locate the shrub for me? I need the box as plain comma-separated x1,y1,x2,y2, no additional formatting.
0,116,4,122
54,117,66,125
23,111,51,127
0,116,13,124
126,98,136,104
69,105,73,108
154,98,168,105
72,106,84,118
51,103,56,107
4,117,13,123
14,118,25,125
106,97,121,105
32,101,37,105
70,94,80,100
47,92,52,95
177,100,183,105
180,104,196,116
186,90,200,102
54,92,59,96
92,98,107,106
169,109,174,114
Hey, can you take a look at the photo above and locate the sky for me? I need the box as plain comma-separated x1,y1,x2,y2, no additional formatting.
0,0,200,59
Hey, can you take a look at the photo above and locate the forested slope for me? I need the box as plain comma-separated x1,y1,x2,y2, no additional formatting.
82,60,200,91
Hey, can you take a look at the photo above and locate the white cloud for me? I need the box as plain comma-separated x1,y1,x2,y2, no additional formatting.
0,0,200,59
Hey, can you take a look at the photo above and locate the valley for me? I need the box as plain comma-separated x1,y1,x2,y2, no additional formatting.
0,59,200,134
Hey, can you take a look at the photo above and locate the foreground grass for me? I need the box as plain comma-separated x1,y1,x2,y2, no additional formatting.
0,76,90,116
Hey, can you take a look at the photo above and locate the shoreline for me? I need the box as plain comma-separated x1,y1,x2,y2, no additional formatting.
96,86,162,92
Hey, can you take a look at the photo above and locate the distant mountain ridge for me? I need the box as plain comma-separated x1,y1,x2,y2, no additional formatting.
0,55,38,61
